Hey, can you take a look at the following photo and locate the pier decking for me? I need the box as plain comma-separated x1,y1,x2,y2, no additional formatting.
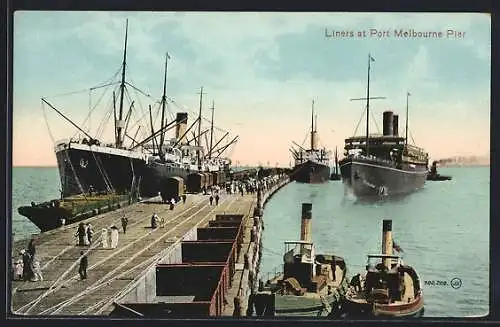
11,191,258,316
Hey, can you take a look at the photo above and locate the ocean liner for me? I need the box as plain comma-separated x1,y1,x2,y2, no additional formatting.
139,55,234,197
289,101,331,183
18,20,236,231
339,54,428,198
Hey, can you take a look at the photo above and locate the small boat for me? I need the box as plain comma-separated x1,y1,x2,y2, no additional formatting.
250,203,348,317
18,191,138,232
427,161,452,181
343,220,424,318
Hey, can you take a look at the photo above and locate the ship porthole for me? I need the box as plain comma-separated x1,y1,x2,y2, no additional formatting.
80,159,88,168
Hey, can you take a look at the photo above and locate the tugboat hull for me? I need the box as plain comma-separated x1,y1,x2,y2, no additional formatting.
291,160,330,184
339,158,427,198
343,293,424,318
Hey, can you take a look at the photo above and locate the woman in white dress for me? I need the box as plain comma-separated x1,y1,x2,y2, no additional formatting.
110,226,119,249
84,224,90,245
101,228,109,248
32,259,43,281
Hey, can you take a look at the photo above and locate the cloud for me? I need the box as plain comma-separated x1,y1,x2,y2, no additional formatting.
13,12,490,166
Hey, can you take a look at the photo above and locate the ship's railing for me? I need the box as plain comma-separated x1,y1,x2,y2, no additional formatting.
351,154,397,168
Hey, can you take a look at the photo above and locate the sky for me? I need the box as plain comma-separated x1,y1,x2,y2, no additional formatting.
12,11,490,167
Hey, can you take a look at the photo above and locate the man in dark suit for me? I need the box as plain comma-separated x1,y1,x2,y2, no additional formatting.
79,251,88,280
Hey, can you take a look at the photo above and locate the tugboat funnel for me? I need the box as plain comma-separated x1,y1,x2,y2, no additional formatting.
382,219,393,269
300,203,312,242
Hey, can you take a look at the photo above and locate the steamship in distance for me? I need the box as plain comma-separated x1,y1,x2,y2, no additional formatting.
289,101,331,184
339,54,429,198
18,20,235,231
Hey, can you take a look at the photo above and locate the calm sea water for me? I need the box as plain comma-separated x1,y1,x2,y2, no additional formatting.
11,167,489,317
260,167,489,318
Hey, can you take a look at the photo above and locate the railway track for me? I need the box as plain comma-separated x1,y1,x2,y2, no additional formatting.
12,193,253,316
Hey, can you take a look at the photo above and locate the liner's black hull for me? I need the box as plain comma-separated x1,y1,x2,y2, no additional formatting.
55,147,147,197
290,160,330,184
141,161,193,197
339,157,427,198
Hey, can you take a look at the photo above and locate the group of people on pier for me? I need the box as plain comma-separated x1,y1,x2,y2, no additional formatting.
13,238,42,282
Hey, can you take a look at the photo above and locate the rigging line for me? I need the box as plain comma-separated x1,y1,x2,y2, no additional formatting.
125,81,149,131
45,68,122,100
371,110,381,134
353,105,367,136
41,101,56,144
93,87,116,140
64,150,85,195
72,83,118,140
79,81,118,135
96,103,114,140
90,151,114,193
166,96,229,134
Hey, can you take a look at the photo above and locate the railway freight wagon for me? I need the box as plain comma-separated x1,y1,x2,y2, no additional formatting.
212,172,220,186
186,173,205,193
160,177,184,203
204,172,213,189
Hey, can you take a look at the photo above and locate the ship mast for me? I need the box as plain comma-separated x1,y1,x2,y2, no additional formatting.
116,19,129,149
350,53,385,157
159,52,170,158
209,100,215,159
197,87,206,170
365,53,372,156
405,91,411,146
310,100,314,151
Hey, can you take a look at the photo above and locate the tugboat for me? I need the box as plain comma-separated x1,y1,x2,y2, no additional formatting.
251,203,348,317
330,147,341,181
343,220,424,318
426,161,452,181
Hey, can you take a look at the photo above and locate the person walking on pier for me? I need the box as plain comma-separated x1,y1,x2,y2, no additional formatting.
209,194,214,205
15,259,23,280
27,238,36,258
182,194,187,204
79,251,88,280
170,198,175,210
76,222,86,246
215,194,220,206
151,213,159,229
110,226,119,249
101,228,109,248
32,258,43,281
20,249,33,281
121,215,128,234
86,223,94,245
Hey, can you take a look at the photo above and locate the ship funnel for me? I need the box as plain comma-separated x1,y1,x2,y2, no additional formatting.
300,203,312,242
175,112,188,145
383,111,394,136
393,114,399,136
382,219,393,269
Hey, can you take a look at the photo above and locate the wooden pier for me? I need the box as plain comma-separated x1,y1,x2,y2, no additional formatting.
10,191,259,316
11,174,290,317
